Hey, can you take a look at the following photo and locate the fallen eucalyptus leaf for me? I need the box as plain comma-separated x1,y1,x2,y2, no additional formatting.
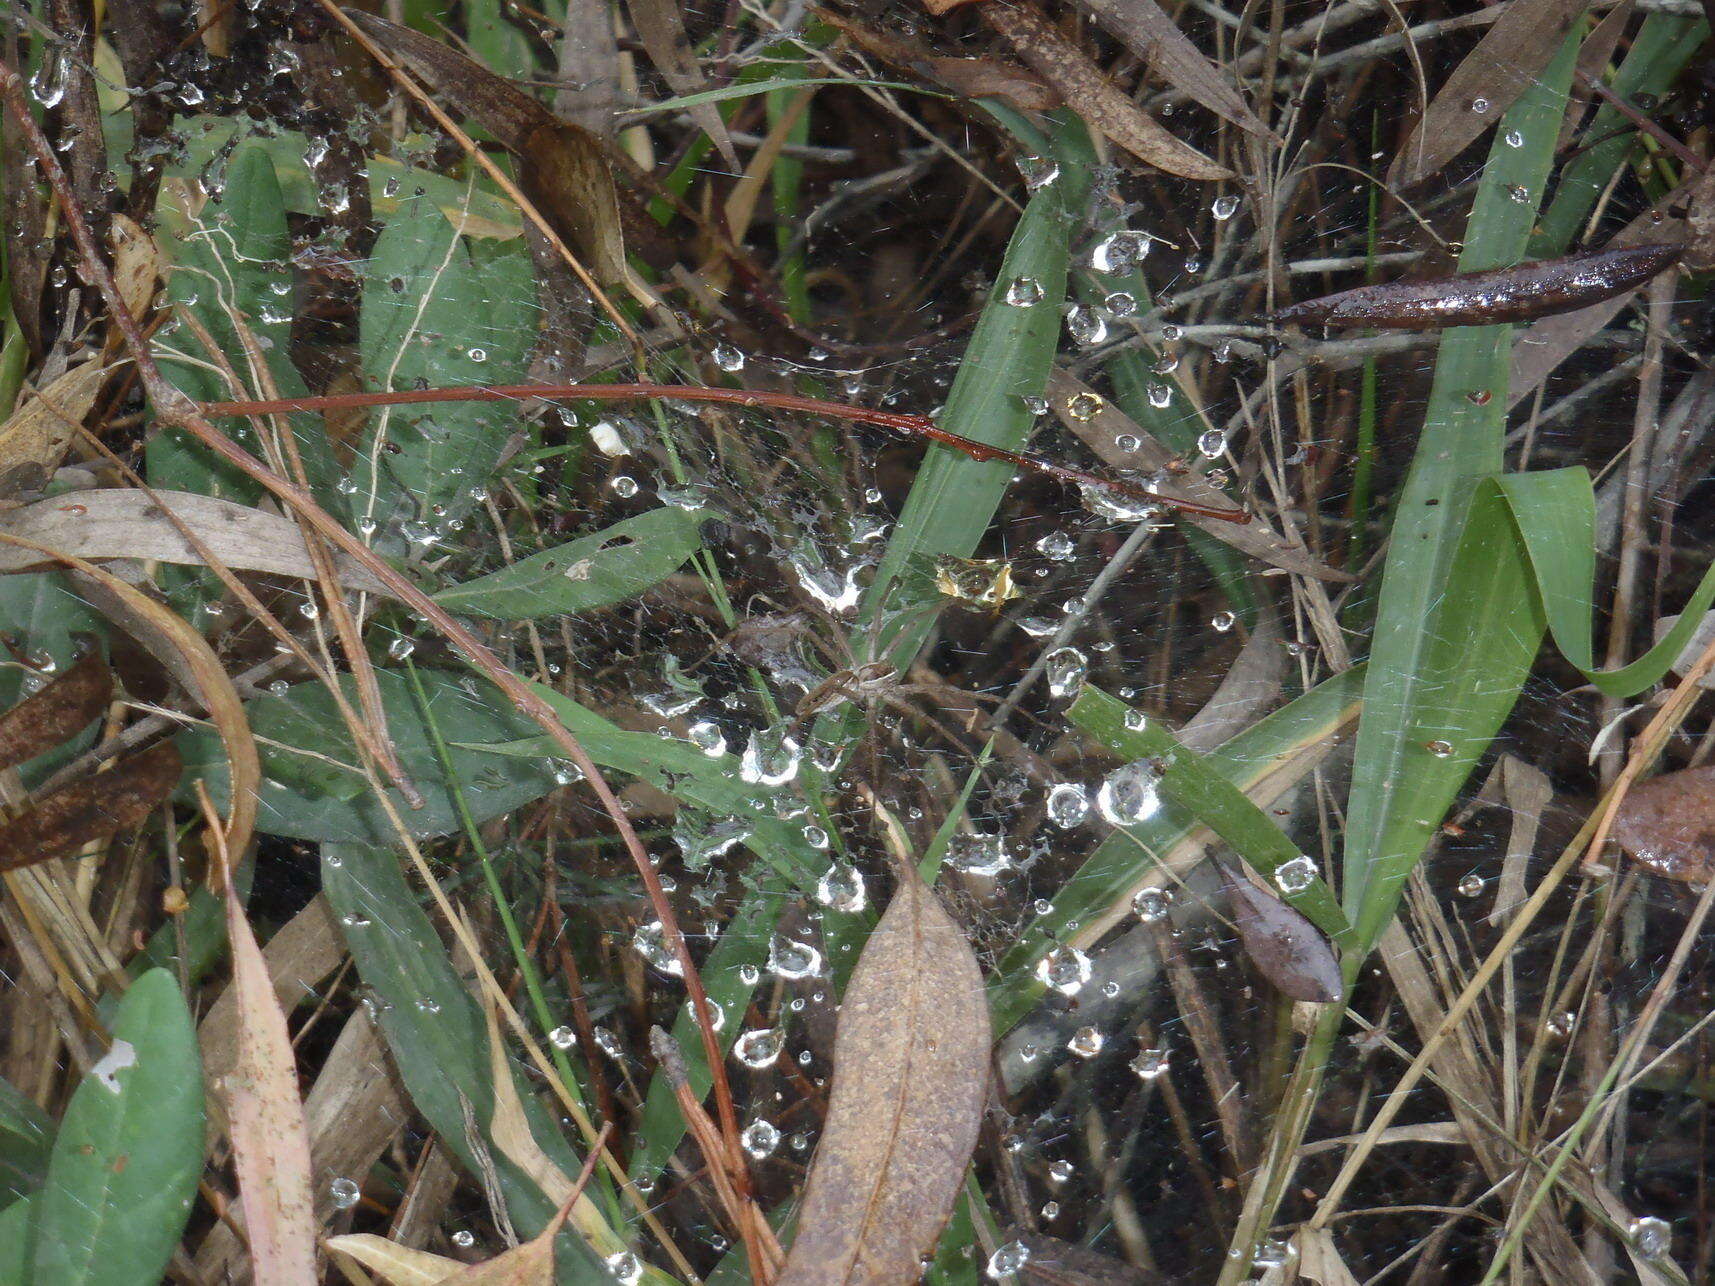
0,740,180,872
0,362,106,495
1218,858,1344,1003
0,651,110,773
625,0,738,166
778,862,989,1286
1076,0,1270,137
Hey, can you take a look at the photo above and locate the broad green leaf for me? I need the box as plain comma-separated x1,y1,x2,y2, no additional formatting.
1342,31,1578,955
989,665,1365,1034
357,196,536,547
432,508,707,619
857,113,1087,668
321,844,635,1285
1066,686,1349,943
0,1196,32,1285
29,970,203,1286
0,1077,51,1207
175,668,556,842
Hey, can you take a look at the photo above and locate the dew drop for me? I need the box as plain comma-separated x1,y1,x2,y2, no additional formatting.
1004,276,1044,307
1197,428,1227,458
550,1025,577,1049
329,1176,361,1210
1211,194,1240,220
1130,1046,1170,1079
949,831,1012,876
1066,391,1105,420
1036,945,1092,997
1097,760,1162,826
767,935,822,980
1457,872,1485,898
733,1027,784,1067
1274,854,1317,895
1044,646,1088,697
1046,783,1089,828
1067,1025,1104,1058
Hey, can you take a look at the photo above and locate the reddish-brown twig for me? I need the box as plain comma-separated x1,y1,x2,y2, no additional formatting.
200,382,1253,523
0,53,748,1208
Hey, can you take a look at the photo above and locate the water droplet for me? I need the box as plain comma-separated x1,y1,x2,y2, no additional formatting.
1467,388,1492,405
1197,428,1227,458
741,1119,781,1158
949,831,1012,876
550,1025,577,1049
1036,531,1075,561
1104,290,1137,316
1016,154,1060,190
1504,129,1524,147
1134,887,1174,924
1004,276,1044,307
1036,946,1092,997
1147,383,1173,409
734,1027,784,1068
1630,1216,1671,1259
1021,394,1049,416
1458,872,1485,898
1067,1025,1104,1058
1211,610,1236,632
30,51,68,108
452,1229,476,1249
767,935,822,980
633,921,683,976
674,813,752,867
688,720,727,757
610,475,639,498
1470,96,1489,114
1066,304,1109,347
606,1250,643,1285
1044,646,1088,698
1090,230,1151,274
1211,194,1240,220
467,346,487,363
1097,760,1162,826
741,730,802,786
1426,739,1454,758
1067,391,1105,420
1253,1238,1294,1269
1114,433,1140,453
1047,783,1089,828
987,1240,1032,1279
1275,854,1317,895
387,636,415,660
1507,183,1530,203
815,864,867,913
1131,1046,1170,1079
712,342,745,372
329,1176,361,1210
1048,1159,1075,1184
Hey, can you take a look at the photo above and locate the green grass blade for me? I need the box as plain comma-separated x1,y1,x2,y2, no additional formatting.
1341,31,1578,955
858,114,1088,667
989,665,1365,1034
28,970,203,1286
0,1078,50,1208
431,508,707,619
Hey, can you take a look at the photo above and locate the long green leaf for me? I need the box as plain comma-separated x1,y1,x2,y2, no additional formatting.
0,1077,51,1208
28,970,203,1286
432,508,706,619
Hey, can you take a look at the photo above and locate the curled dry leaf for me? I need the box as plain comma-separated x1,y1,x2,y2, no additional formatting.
0,651,111,773
982,1,1229,182
1218,858,1344,1003
0,487,394,596
777,863,989,1286
110,213,160,321
1075,0,1270,137
342,9,627,286
0,740,180,872
325,1233,461,1286
1610,763,1715,883
1273,243,1683,331
0,361,106,496
1387,0,1583,187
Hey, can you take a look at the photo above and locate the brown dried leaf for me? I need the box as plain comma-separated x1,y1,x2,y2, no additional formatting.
1219,859,1344,1003
0,361,106,496
217,806,320,1282
624,0,738,167
778,864,989,1286
0,488,394,596
0,740,179,872
1611,764,1715,883
1075,0,1271,137
1387,0,1584,188
342,9,627,286
983,2,1229,181
110,213,161,321
0,651,111,773
829,14,1058,112
1046,372,1348,582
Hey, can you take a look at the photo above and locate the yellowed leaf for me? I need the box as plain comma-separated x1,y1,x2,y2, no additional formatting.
777,863,989,1286
0,362,105,492
326,1233,462,1286
110,213,160,320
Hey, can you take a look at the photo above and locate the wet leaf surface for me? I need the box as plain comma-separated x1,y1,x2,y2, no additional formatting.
0,740,180,872
778,862,989,1286
1273,243,1683,330
0,651,110,774
1611,764,1715,883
